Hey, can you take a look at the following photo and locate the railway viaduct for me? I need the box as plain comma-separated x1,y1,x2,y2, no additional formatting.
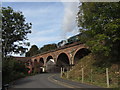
31,42,90,71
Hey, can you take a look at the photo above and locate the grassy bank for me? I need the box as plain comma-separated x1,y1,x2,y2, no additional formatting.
63,53,119,88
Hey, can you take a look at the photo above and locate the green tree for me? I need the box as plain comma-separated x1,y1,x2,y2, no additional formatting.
39,44,57,53
77,2,120,61
2,6,32,57
25,45,39,57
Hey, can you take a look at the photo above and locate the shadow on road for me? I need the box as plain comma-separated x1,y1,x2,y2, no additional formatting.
13,78,35,86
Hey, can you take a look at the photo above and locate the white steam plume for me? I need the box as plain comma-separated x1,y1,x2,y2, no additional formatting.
62,2,79,39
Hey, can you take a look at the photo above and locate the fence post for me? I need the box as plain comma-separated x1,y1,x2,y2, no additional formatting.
66,67,69,79
63,67,65,73
61,67,63,77
91,69,93,83
106,68,110,88
82,68,84,83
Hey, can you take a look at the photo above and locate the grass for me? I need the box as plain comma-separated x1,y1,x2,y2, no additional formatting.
63,53,119,88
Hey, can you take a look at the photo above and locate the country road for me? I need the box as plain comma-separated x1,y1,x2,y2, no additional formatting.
9,73,110,89
11,73,67,88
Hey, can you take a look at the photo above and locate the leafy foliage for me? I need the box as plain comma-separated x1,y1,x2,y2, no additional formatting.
77,2,120,61
2,6,32,57
25,45,39,57
39,44,57,53
26,44,57,57
2,57,28,84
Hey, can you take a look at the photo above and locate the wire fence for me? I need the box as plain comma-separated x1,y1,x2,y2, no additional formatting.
40,64,119,88
61,66,120,88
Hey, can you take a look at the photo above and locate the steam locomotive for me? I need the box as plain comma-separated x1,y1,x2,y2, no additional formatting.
57,34,80,48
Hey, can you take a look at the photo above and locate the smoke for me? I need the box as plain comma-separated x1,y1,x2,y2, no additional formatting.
62,2,79,39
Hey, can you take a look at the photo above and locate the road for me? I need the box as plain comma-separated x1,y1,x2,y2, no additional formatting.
11,73,66,88
9,73,109,89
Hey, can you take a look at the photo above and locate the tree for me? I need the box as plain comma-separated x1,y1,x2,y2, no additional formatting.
25,45,39,57
2,7,32,57
39,44,57,53
77,2,120,61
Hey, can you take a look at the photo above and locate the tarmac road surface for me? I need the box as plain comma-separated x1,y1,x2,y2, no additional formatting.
9,73,109,89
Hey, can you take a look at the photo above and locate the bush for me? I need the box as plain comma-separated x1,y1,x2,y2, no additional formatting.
2,57,28,84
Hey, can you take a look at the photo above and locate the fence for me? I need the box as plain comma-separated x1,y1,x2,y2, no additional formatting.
61,66,119,88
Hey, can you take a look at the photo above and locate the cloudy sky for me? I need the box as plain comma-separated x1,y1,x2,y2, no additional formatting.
2,2,80,56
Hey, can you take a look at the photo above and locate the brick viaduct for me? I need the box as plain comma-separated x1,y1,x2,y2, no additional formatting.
31,42,90,68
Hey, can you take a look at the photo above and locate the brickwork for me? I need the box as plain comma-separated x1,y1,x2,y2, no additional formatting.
13,42,88,73
13,57,31,63
31,43,88,65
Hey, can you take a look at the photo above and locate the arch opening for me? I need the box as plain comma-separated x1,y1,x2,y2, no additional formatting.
46,56,56,72
34,59,37,62
39,58,44,67
56,53,70,72
74,48,90,64
46,56,53,63
34,59,40,73
39,58,44,73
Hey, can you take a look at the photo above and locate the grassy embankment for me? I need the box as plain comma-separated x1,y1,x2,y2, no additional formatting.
63,53,120,88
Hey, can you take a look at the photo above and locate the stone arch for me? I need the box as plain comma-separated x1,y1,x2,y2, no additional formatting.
34,59,39,69
33,58,40,73
39,57,44,67
34,59,37,62
46,56,54,63
72,48,90,64
46,55,56,72
56,52,70,67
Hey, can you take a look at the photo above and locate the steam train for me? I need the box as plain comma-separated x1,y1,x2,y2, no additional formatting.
57,34,80,48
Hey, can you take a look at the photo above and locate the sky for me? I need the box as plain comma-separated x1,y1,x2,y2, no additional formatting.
2,2,80,56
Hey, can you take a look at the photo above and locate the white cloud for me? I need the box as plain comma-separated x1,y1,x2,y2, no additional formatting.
29,35,60,47
21,7,52,18
27,28,61,48
30,36,60,42
31,29,55,36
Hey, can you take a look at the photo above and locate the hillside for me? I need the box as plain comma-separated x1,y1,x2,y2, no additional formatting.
63,53,119,88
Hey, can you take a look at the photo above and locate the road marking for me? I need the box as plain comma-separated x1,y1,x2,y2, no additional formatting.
48,74,83,88
48,74,74,88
